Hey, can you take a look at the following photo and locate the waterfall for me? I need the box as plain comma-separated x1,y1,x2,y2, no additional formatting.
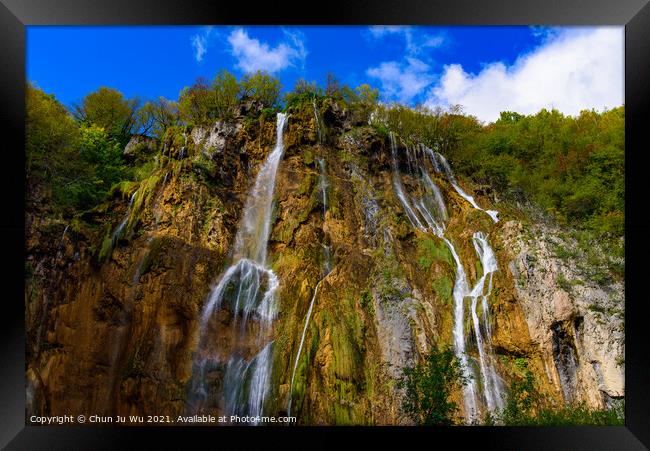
389,133,504,422
431,150,499,223
389,133,426,230
317,158,332,276
287,107,333,418
54,225,69,263
287,279,323,417
348,162,381,246
469,232,504,413
111,190,138,247
444,236,479,421
192,113,289,422
312,100,322,143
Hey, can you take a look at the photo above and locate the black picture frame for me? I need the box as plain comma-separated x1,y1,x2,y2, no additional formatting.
2,0,648,448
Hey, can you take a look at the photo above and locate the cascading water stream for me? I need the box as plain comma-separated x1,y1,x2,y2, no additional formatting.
390,133,425,230
469,232,504,413
428,149,499,223
191,113,289,423
388,133,504,422
286,104,333,418
317,158,332,276
312,99,322,143
287,279,322,417
111,190,138,247
444,236,479,420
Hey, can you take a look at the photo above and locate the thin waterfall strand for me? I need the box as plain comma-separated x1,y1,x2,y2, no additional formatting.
389,134,504,422
192,113,288,421
287,106,332,418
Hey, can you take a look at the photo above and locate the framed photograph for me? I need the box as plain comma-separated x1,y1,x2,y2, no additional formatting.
2,0,649,448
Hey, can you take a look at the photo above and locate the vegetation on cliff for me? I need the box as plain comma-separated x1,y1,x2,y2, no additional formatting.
397,347,467,425
25,68,625,426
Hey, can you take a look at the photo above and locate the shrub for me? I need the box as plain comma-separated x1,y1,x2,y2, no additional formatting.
397,347,469,425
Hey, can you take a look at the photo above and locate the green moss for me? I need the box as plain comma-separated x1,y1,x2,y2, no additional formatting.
475,259,483,279
126,173,161,232
360,290,374,314
417,237,453,269
201,196,225,237
373,123,389,138
369,248,405,299
110,180,139,198
296,173,315,197
133,160,157,182
432,276,453,304
303,149,314,165
192,154,217,179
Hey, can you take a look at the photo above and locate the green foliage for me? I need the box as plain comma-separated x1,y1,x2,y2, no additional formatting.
496,359,624,425
73,124,127,209
556,273,573,292
26,84,128,214
284,78,324,109
471,108,623,239
501,361,539,423
239,71,281,109
178,77,214,126
26,83,81,188
137,97,179,138
73,86,138,145
355,84,379,105
178,70,280,124
212,69,240,118
397,346,469,425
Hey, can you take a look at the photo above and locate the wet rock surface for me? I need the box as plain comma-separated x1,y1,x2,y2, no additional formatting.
25,101,624,424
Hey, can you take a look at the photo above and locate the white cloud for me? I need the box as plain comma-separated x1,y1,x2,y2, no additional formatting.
368,26,444,56
227,28,307,74
191,27,213,62
367,57,435,103
427,27,624,123
369,26,406,38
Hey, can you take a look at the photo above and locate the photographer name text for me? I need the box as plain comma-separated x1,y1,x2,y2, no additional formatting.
29,414,296,424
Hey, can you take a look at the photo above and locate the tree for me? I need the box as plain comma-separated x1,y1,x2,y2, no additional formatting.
136,97,179,138
211,69,240,119
397,347,469,425
73,87,138,144
239,71,281,108
26,83,80,181
27,84,127,214
355,84,379,106
178,77,214,126
294,78,320,96
325,73,341,98
72,124,125,209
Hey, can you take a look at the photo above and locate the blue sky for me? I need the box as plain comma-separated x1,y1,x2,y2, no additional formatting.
27,25,623,123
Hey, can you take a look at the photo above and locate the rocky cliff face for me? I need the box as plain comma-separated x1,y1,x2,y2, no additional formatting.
25,99,624,424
